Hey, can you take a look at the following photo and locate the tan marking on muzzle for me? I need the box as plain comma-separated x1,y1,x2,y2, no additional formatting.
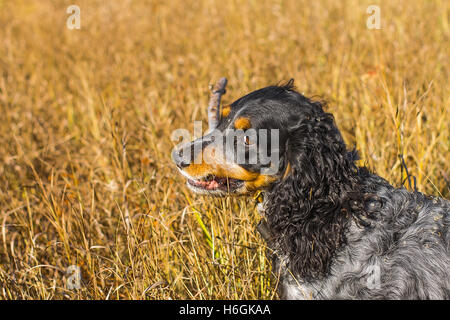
182,143,259,180
244,174,278,191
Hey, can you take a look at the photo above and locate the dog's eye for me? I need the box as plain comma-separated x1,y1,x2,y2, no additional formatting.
244,136,255,146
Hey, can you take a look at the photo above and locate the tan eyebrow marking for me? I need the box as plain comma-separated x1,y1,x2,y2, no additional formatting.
234,117,251,130
221,105,232,118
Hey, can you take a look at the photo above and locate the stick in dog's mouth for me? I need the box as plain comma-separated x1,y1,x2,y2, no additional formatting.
207,77,228,133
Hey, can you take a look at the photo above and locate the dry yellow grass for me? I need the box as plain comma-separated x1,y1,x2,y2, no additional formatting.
0,0,448,299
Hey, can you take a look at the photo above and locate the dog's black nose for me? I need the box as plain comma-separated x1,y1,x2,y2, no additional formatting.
176,159,190,168
172,148,191,169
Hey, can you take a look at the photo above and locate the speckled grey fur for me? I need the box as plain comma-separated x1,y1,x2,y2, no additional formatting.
262,181,449,299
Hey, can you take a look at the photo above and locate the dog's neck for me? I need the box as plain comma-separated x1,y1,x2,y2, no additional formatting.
261,169,361,282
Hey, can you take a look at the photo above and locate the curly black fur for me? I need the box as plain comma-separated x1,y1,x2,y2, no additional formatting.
256,82,449,299
264,99,362,281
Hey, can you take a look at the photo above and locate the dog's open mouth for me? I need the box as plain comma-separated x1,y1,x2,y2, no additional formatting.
187,175,244,192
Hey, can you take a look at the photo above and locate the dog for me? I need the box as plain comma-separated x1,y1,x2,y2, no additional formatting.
172,80,449,299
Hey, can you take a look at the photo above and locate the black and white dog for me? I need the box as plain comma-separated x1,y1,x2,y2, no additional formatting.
173,81,449,299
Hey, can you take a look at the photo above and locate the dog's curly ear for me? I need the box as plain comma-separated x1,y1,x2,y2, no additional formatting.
265,108,359,280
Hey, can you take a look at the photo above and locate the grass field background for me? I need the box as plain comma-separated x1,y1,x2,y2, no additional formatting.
0,0,448,299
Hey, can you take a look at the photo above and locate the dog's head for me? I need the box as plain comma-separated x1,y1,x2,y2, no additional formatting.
172,80,353,197
173,79,364,280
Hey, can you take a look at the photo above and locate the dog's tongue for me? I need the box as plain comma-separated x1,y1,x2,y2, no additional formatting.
206,180,219,190
191,178,220,189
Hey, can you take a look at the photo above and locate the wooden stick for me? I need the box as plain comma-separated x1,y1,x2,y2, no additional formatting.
207,77,227,132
